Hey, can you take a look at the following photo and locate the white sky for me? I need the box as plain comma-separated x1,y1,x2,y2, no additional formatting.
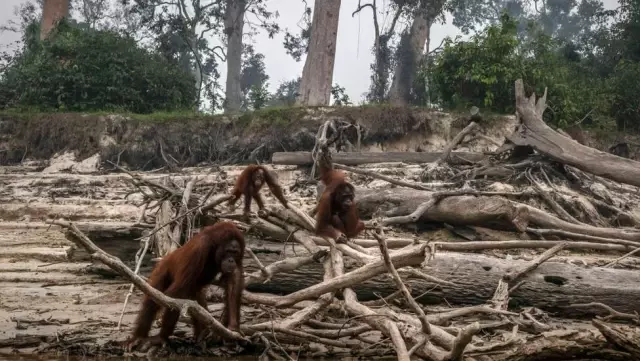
0,0,621,104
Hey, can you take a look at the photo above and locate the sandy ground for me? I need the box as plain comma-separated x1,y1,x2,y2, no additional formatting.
0,167,142,355
1,161,638,358
0,164,313,356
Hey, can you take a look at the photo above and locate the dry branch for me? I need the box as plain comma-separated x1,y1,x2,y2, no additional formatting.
592,319,640,359
373,230,432,335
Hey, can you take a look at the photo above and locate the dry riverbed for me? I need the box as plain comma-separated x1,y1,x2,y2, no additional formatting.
1,162,639,359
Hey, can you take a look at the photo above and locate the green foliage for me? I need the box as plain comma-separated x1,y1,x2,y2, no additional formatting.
267,78,300,108
430,14,523,113
247,84,270,111
331,84,352,106
241,45,270,111
0,19,197,113
607,60,640,131
429,13,613,128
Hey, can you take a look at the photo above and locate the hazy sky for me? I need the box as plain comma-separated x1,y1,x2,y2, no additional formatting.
0,0,621,104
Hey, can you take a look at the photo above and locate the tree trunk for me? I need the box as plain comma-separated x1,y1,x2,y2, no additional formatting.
272,151,485,165
296,0,341,106
241,240,640,318
355,187,640,241
40,0,70,40
224,0,246,113
357,188,530,231
510,79,640,189
190,34,203,107
387,13,428,105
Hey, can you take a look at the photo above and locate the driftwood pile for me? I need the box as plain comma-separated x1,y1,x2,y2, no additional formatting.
51,80,640,361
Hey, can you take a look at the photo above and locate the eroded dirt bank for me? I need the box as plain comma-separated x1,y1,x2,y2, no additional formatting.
0,107,521,170
2,107,638,173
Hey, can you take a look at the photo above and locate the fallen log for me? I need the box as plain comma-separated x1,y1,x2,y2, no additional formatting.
509,79,640,189
0,221,152,241
356,187,640,241
240,240,640,318
272,151,485,166
356,187,529,232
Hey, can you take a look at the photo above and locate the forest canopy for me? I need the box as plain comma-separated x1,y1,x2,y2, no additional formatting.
0,0,638,131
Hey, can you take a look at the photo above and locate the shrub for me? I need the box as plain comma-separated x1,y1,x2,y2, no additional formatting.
0,19,197,113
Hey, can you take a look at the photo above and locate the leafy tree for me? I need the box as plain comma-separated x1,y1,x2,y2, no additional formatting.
0,19,196,113
430,14,522,113
247,84,271,110
607,61,640,131
447,0,527,34
241,45,270,111
331,84,352,106
129,0,226,108
283,2,312,62
429,12,616,128
267,78,300,107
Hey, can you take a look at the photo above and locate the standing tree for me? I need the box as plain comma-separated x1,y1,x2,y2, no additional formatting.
240,44,270,111
131,0,226,108
223,0,246,113
387,0,447,105
352,0,406,103
224,0,279,113
297,0,342,106
40,0,70,39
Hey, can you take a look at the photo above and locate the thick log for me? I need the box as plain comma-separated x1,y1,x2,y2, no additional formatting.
242,240,640,318
272,151,485,166
510,79,640,188
356,187,640,241
356,188,529,231
0,221,151,240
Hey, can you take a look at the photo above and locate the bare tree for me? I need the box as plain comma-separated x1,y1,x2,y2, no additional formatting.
297,0,342,106
352,0,406,102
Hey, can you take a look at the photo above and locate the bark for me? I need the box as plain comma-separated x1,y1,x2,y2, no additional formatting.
242,240,640,317
510,79,640,189
297,0,341,106
189,34,203,105
40,0,70,40
224,0,246,113
592,319,640,359
387,13,428,105
355,187,640,241
153,179,177,257
272,151,485,165
357,188,529,232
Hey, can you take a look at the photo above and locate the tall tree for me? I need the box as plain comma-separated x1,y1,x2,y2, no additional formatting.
131,0,226,108
388,0,446,105
352,0,406,102
223,0,247,113
297,0,342,106
240,44,269,110
40,0,70,39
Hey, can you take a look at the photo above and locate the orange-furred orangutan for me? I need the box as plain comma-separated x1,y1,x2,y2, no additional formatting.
315,163,364,244
228,165,289,216
125,221,245,350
